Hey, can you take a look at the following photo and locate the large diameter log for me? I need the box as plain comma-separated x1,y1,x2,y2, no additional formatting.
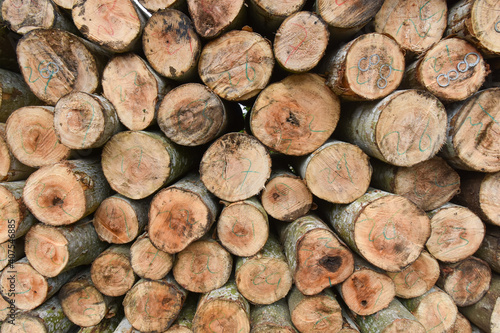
336,89,447,167
165,293,197,333
25,220,108,277
370,157,460,211
294,140,372,204
143,9,201,81
373,0,448,56
280,215,354,295
0,181,36,243
0,123,34,182
250,73,340,156
325,33,405,101
192,279,251,333
0,69,39,122
187,0,245,39
426,203,485,263
217,196,269,257
5,106,71,168
23,158,111,225
251,299,297,332
198,30,274,101
440,88,500,173
101,130,195,200
248,0,306,35
130,233,173,280
402,37,489,102
123,276,188,332
149,173,219,254
326,189,431,272
475,225,500,274
0,238,24,271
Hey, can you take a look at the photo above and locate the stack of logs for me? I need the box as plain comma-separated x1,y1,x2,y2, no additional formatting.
0,0,500,332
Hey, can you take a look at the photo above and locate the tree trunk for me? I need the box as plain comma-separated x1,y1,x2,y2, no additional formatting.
130,233,173,280
370,156,460,211
25,219,108,277
23,158,111,225
149,173,219,254
280,214,354,295
250,299,297,332
294,140,372,204
123,275,188,333
101,130,195,200
326,189,431,272
335,89,447,167
217,196,269,257
75,314,123,333
249,73,340,156
447,313,472,333
426,202,485,263
475,225,500,274
0,123,35,182
440,88,500,173
198,30,274,101
0,180,36,243
187,0,246,39
325,33,405,101
0,237,24,271
93,194,149,244
248,0,306,36
0,69,39,122
165,293,197,332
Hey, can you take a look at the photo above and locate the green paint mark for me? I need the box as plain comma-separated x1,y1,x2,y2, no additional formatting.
113,85,126,102
419,1,445,22
382,131,411,155
437,226,470,254
217,159,235,181
105,205,130,238
146,248,159,271
177,99,212,134
245,54,256,82
373,280,384,307
427,301,448,332
249,263,281,288
77,288,98,318
122,70,146,87
119,146,144,174
320,153,354,184
424,57,444,73
231,217,254,238
35,182,77,218
300,248,316,268
404,270,422,288
419,118,432,152
24,66,39,83
477,101,499,126
396,19,431,38
317,237,340,250
238,157,259,191
81,101,95,148
308,114,326,133
313,311,331,329
188,252,219,274
446,45,453,64
20,123,58,155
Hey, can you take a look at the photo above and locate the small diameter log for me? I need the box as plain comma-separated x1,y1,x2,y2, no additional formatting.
370,157,460,212
402,37,489,102
294,140,372,204
336,89,447,167
0,69,39,122
326,189,431,272
250,73,340,156
0,238,24,271
0,123,34,182
260,169,313,222
440,88,500,173
475,225,500,274
325,33,405,101
192,279,251,333
173,238,233,293
149,173,219,254
199,132,272,202
426,203,485,263
437,256,492,307
280,215,354,295
373,0,448,56
16,29,103,105
0,181,36,243
5,106,71,168
101,130,194,200
385,250,440,299
93,194,149,244
198,30,274,101
248,0,306,35
217,196,269,257
25,220,108,277
143,9,201,81
23,158,111,225
138,0,185,13
130,233,173,280
165,293,197,333
123,276,188,332
446,0,500,57
91,245,137,297
448,313,472,333
251,299,297,333
400,286,458,333
187,0,245,39
288,286,342,333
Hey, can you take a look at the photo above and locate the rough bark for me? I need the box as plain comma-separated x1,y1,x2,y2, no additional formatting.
0,180,36,243
187,0,246,39
130,233,174,280
475,225,500,274
137,0,185,13
250,299,297,332
165,293,197,332
0,69,39,122
0,123,34,182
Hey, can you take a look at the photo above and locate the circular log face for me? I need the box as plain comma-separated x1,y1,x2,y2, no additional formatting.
0,261,47,310
0,185,23,243
481,172,500,225
413,290,457,332
1,0,56,34
91,250,135,297
471,0,500,54
94,196,140,244
193,299,250,333
1,315,47,333
316,0,383,28
60,281,107,327
187,0,244,38
130,237,173,280
253,0,305,16
291,293,342,333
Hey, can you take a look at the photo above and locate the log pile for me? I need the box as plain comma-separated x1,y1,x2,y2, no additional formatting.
0,0,499,332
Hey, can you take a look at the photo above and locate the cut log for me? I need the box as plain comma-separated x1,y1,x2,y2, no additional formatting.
186,0,245,39
149,173,219,254
251,299,297,332
91,244,137,297
402,37,489,102
280,214,354,295
137,0,185,13
294,140,372,204
0,68,39,122
5,106,71,168
25,220,108,277
192,279,251,333
339,310,360,333
475,225,500,274
114,317,140,333
199,132,272,202
370,156,460,211
165,293,197,332
325,33,405,101
0,180,36,243
426,203,485,263
123,276,188,332
384,250,440,299
101,130,195,200
143,9,201,81
217,196,269,257
93,194,149,244
440,88,500,173
288,286,342,333
198,30,274,101
373,0,448,56
0,123,34,182
260,169,313,222
447,313,472,333
336,89,447,167
76,314,123,333
130,233,173,280
23,158,111,225
0,237,24,271
248,0,306,35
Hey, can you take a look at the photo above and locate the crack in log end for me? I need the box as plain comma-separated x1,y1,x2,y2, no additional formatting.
319,256,342,272
52,196,63,206
286,111,300,127
361,300,368,307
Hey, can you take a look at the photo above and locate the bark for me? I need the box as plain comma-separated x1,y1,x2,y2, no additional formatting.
187,0,246,39
0,69,39,122
165,293,197,332
0,180,36,243
475,225,500,274
0,237,24,271
130,233,173,280
250,299,297,333
248,0,306,36
0,123,35,182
